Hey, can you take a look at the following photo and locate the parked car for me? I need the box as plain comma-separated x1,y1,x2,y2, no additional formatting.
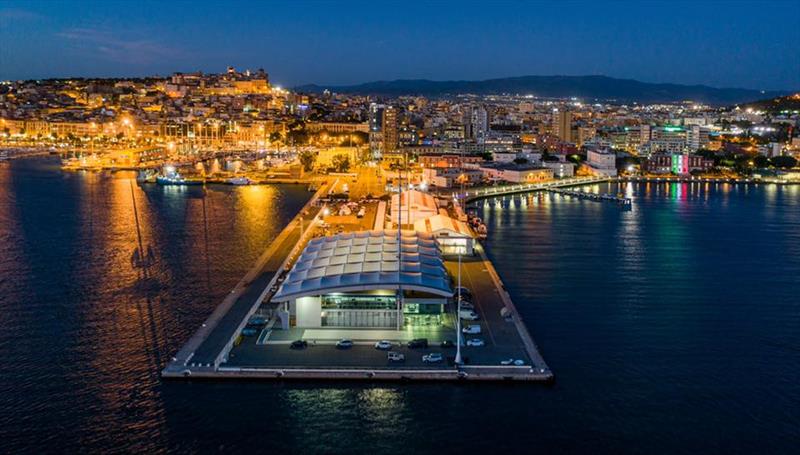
248,316,267,326
241,327,258,337
336,339,354,349
374,340,392,350
462,325,481,334
500,358,515,365
459,302,475,311
387,351,405,362
440,340,455,348
422,353,443,363
290,340,308,349
407,338,428,349
455,286,473,299
466,338,485,347
459,309,480,321
500,358,526,366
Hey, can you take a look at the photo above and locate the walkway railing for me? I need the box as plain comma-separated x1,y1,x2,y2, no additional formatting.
458,176,610,202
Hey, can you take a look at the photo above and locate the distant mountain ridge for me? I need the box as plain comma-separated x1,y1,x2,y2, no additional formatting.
295,75,790,105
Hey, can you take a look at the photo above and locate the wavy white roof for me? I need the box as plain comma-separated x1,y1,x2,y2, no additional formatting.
272,230,453,302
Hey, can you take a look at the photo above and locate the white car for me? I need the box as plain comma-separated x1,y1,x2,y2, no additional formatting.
374,340,392,350
387,351,405,362
459,302,475,311
459,309,480,321
462,324,481,334
500,358,526,366
466,338,485,347
422,353,443,363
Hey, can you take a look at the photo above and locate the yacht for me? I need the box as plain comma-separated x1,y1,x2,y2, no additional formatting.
227,176,251,185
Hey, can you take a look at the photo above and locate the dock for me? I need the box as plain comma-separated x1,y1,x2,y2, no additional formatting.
164,179,553,383
162,182,330,376
548,187,632,206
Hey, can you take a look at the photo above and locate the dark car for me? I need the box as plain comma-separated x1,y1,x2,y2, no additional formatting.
440,340,455,348
408,338,429,349
290,340,308,349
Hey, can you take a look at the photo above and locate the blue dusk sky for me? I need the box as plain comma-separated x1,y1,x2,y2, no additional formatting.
0,0,798,90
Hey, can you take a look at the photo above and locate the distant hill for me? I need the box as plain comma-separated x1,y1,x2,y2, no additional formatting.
737,93,800,112
295,75,790,105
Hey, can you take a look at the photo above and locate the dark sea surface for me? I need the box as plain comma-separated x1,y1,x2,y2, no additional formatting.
1,158,798,454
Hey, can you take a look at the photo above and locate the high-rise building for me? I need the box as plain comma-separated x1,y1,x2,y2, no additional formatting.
463,105,488,143
369,103,385,132
382,106,398,153
554,109,573,143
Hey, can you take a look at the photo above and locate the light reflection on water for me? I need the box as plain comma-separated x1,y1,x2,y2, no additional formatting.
1,162,798,453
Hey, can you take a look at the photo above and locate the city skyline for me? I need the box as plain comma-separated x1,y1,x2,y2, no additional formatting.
1,0,798,90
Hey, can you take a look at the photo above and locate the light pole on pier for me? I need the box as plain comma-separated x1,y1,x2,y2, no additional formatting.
455,252,463,365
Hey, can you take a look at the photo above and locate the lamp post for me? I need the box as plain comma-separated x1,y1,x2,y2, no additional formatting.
455,252,463,365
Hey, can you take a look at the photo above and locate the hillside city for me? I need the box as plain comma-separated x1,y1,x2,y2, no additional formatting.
1,67,799,185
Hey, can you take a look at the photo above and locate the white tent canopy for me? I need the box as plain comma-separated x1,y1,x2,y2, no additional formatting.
272,230,453,302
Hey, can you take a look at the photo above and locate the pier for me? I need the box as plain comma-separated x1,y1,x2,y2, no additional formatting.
548,187,632,206
459,176,610,202
162,181,330,375
163,177,554,383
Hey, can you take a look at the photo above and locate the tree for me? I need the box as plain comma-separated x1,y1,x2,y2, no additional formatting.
771,155,797,169
269,131,282,143
513,157,529,165
753,155,769,168
298,150,316,172
330,153,351,173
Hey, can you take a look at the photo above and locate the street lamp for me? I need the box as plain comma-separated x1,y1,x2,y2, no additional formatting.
455,252,463,365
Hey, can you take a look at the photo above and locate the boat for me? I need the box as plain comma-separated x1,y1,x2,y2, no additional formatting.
156,167,203,186
227,176,251,185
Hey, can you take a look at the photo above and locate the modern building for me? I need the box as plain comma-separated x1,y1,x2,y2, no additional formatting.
586,148,618,176
640,153,714,175
271,231,453,329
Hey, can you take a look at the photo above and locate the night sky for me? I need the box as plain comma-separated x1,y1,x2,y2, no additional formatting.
1,0,798,90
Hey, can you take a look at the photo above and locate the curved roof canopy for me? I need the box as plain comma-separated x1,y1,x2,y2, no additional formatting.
272,230,453,302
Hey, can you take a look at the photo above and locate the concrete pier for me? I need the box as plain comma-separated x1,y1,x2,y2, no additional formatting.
164,180,554,383
162,182,329,376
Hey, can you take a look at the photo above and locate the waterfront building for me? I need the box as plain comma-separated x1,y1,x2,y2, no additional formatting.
640,153,714,175
542,161,576,178
413,214,474,256
271,230,453,329
586,148,618,176
477,162,554,183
